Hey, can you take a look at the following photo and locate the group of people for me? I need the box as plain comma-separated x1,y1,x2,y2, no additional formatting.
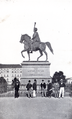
13,77,65,99
26,78,65,98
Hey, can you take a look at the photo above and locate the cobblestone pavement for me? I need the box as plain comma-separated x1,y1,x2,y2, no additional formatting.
0,97,72,119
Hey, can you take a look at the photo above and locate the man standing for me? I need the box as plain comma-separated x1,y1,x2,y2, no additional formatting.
30,22,41,53
14,79,20,98
47,80,52,97
59,79,65,98
33,79,37,97
26,80,32,98
53,79,59,98
40,80,46,97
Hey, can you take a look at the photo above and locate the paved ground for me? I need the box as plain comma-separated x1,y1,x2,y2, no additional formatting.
0,97,72,119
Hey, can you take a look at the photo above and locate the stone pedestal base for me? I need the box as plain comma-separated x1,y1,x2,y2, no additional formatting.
21,61,51,84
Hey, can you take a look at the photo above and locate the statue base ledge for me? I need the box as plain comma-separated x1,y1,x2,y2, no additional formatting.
21,61,51,65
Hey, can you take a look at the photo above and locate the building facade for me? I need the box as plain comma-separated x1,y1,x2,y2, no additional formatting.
66,78,72,84
0,64,22,84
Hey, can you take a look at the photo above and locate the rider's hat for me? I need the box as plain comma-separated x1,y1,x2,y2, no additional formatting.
34,27,37,31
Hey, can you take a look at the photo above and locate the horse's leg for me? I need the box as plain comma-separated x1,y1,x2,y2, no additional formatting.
37,50,43,61
27,51,30,61
43,50,48,61
21,50,26,58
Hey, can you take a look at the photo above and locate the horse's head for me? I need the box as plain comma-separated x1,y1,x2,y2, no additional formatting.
20,34,31,44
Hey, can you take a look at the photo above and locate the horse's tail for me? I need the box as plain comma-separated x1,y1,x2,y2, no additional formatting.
45,42,54,54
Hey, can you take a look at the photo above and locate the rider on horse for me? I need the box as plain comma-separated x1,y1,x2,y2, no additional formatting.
30,22,41,53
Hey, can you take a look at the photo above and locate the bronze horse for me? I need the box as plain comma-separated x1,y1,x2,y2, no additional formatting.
20,34,54,61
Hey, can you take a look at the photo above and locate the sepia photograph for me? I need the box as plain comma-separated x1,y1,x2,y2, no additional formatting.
0,0,72,119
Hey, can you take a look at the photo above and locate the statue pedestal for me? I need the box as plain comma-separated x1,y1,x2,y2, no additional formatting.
21,61,51,84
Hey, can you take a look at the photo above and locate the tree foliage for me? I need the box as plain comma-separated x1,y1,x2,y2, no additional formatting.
52,71,66,83
0,77,7,93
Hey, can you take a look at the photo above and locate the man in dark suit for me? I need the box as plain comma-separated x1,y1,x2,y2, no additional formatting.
33,79,37,97
15,79,20,98
47,80,52,97
26,80,32,98
40,80,46,97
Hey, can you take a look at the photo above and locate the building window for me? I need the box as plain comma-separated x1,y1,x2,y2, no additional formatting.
7,71,9,73
17,75,19,77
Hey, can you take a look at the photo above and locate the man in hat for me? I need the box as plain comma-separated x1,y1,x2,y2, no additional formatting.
59,79,65,98
26,80,32,98
40,80,46,97
33,79,37,97
30,22,41,53
47,80,53,97
14,78,20,98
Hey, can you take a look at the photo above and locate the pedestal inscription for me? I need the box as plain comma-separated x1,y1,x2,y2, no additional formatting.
21,61,51,84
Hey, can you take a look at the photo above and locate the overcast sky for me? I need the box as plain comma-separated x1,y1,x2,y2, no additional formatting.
0,0,72,78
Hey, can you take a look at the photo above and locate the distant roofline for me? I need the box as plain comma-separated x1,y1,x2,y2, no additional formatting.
0,64,22,68
66,78,72,80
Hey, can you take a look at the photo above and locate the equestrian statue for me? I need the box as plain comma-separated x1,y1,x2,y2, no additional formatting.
20,22,54,61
